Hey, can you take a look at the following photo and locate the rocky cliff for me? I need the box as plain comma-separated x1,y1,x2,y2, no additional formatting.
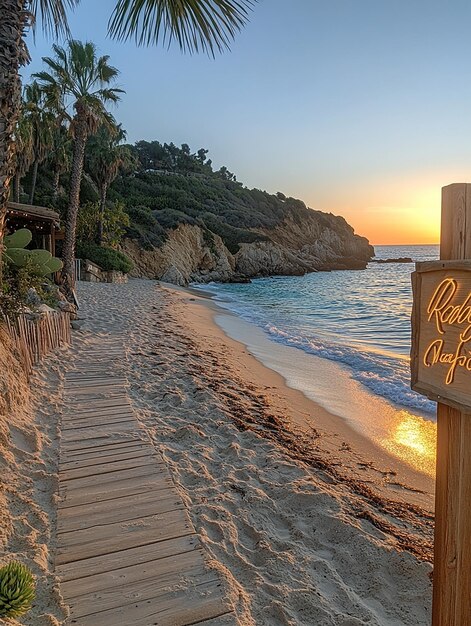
122,208,373,286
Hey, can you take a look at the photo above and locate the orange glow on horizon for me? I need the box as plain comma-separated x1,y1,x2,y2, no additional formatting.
347,203,441,246
307,172,449,245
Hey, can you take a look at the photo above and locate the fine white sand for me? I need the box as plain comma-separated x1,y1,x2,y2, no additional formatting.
73,279,433,626
0,327,68,626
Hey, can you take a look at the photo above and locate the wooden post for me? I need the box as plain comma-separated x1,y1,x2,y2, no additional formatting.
432,183,471,626
50,221,55,257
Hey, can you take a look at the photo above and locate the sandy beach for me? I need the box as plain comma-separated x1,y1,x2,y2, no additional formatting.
76,279,432,625
4,4,471,622
1,278,434,625
0,327,69,626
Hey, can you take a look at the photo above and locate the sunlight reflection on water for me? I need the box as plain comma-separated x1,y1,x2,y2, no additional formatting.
382,411,437,477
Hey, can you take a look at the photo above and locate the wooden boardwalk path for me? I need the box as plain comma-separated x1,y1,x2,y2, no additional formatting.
56,337,236,626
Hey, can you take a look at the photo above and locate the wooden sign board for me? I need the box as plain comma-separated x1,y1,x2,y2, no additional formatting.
411,260,471,411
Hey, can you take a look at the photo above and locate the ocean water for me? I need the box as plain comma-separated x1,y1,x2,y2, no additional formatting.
196,245,439,419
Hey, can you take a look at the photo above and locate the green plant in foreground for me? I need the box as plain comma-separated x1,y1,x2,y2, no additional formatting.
0,561,35,619
3,228,63,276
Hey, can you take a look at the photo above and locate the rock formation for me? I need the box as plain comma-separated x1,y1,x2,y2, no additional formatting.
122,207,373,286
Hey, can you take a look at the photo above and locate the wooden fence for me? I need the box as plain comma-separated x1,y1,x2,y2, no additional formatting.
3,311,71,376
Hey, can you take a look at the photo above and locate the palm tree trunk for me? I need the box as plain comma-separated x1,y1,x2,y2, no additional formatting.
14,174,20,202
52,167,60,204
29,159,38,204
61,116,88,294
97,183,107,245
0,0,28,281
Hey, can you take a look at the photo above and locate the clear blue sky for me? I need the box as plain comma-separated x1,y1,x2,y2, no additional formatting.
24,0,471,243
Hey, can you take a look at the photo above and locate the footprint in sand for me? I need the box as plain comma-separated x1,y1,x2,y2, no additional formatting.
10,425,40,455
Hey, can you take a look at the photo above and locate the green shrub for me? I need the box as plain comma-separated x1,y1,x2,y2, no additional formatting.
0,561,35,619
202,213,267,254
108,142,356,254
126,206,158,229
124,206,167,249
0,257,59,319
125,224,167,250
77,201,130,247
154,208,197,230
76,243,133,274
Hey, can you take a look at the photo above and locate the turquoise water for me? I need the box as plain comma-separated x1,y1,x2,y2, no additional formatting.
195,245,439,418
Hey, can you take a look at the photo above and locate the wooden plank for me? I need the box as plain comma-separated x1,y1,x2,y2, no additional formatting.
66,383,126,391
63,410,134,423
441,183,471,261
58,489,183,532
56,339,235,625
56,535,200,581
60,464,166,490
62,548,206,599
193,613,239,625
68,573,224,624
67,580,226,626
61,436,145,454
61,442,148,462
410,262,471,411
66,397,131,408
64,400,132,410
56,510,192,565
61,415,136,431
60,455,160,481
66,391,127,400
60,447,152,469
61,421,137,442
64,404,132,414
58,474,174,508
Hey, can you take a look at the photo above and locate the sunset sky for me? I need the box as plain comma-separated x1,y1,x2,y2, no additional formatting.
25,0,471,245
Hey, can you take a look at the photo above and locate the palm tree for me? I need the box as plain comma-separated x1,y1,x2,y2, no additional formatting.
0,0,254,281
108,0,255,54
34,40,124,287
13,111,34,203
47,120,72,206
23,81,55,204
85,123,136,244
0,0,77,281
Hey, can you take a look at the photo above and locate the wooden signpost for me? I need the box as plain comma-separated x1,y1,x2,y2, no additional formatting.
411,183,471,626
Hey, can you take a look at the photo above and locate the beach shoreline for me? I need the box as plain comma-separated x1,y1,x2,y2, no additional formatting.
116,278,432,624
1,279,435,626
162,283,435,515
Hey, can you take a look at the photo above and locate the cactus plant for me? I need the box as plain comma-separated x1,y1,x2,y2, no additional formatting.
44,257,63,273
4,229,32,249
29,249,52,266
3,228,63,276
0,561,35,619
4,248,30,267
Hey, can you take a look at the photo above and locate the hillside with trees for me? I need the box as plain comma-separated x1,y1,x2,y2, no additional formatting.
21,136,373,284
5,39,372,294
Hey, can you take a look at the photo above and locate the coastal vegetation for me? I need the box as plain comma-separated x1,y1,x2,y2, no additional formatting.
3,3,370,302
33,40,125,289
1,228,63,318
75,241,133,274
0,0,255,285
1,4,368,298
4,31,371,295
0,561,35,619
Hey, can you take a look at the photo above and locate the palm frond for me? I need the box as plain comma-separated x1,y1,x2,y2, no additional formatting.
30,0,80,37
97,88,125,104
108,0,256,55
96,57,120,84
